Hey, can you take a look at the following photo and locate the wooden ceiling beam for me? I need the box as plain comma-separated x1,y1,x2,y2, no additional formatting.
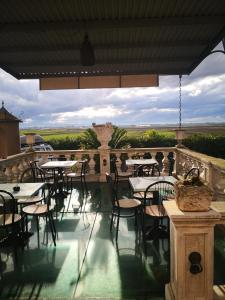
0,16,224,33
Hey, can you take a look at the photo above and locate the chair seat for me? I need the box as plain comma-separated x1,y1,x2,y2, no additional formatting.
118,172,133,177
17,195,43,205
144,204,167,217
0,214,22,226
66,172,81,178
133,191,153,199
23,204,54,215
115,198,141,208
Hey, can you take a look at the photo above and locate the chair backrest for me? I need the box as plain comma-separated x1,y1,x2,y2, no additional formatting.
58,155,67,161
0,190,17,226
144,180,175,206
184,167,200,179
29,160,39,169
105,172,119,206
20,167,46,183
134,164,160,177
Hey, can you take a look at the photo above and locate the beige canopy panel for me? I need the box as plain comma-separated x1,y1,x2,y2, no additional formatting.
40,74,158,90
0,1,225,81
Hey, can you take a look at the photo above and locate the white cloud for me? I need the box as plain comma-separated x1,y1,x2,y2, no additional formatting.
189,89,202,97
184,115,225,123
24,118,33,124
141,108,178,113
51,105,130,123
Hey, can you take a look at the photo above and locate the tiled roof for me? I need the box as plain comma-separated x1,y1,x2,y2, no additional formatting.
0,103,21,122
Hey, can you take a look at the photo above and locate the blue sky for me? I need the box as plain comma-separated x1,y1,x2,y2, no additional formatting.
0,44,225,128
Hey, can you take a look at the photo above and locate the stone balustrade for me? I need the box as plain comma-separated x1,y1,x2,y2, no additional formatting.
34,149,100,182
0,147,225,200
0,151,36,183
176,148,225,201
110,147,176,175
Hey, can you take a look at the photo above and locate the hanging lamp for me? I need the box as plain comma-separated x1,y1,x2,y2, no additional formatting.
175,75,185,148
80,33,95,66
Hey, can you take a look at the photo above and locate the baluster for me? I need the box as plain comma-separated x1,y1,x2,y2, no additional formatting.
0,165,7,183
151,151,157,160
12,163,20,182
127,151,133,160
162,151,170,176
115,153,121,172
211,168,225,201
5,165,14,182
88,153,96,175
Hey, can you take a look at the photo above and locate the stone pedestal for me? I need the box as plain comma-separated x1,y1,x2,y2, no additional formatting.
164,200,220,300
98,148,111,182
92,123,113,182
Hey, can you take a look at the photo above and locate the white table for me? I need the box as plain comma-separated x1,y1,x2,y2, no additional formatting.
0,182,45,199
129,176,177,192
41,160,78,197
126,159,158,166
41,160,77,169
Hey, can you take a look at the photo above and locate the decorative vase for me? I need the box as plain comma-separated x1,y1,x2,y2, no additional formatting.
175,180,213,212
92,122,113,149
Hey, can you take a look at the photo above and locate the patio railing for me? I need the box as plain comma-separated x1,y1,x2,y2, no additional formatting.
0,146,225,200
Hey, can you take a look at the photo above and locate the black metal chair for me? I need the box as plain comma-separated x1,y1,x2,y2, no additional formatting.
30,160,55,181
0,190,23,242
66,159,88,191
132,165,161,203
112,159,133,185
106,173,142,241
20,166,46,183
22,183,57,246
134,164,160,177
184,167,200,179
142,180,175,241
18,167,45,207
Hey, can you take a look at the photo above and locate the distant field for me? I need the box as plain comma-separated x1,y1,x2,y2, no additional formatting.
21,129,83,141
20,124,225,141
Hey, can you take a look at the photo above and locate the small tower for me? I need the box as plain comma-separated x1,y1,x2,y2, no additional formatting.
0,101,22,158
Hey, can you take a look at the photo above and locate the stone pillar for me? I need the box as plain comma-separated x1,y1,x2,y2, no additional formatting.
164,200,220,300
92,123,113,182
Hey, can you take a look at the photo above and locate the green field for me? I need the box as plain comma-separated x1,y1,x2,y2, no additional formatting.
21,129,83,141
20,124,225,142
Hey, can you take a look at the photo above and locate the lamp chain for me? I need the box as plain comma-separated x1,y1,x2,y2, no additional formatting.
179,75,182,129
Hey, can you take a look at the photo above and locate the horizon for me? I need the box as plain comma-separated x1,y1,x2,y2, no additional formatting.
1,43,225,128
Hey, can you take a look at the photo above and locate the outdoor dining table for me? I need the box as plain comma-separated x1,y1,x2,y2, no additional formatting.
129,175,177,192
0,182,45,200
41,160,78,197
126,158,158,167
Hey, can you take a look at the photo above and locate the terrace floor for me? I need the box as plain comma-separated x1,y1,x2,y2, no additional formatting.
0,181,225,300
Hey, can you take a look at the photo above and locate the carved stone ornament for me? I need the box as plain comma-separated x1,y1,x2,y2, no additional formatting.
175,180,213,212
92,122,113,149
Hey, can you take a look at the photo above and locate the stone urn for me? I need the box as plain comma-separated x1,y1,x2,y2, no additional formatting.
175,176,213,212
92,122,113,149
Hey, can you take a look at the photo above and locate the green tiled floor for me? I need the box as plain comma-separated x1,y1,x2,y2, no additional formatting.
1,182,224,300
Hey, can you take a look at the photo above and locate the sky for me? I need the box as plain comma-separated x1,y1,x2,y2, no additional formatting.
0,44,225,128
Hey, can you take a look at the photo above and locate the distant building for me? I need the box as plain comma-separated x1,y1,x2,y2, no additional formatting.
0,101,22,158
